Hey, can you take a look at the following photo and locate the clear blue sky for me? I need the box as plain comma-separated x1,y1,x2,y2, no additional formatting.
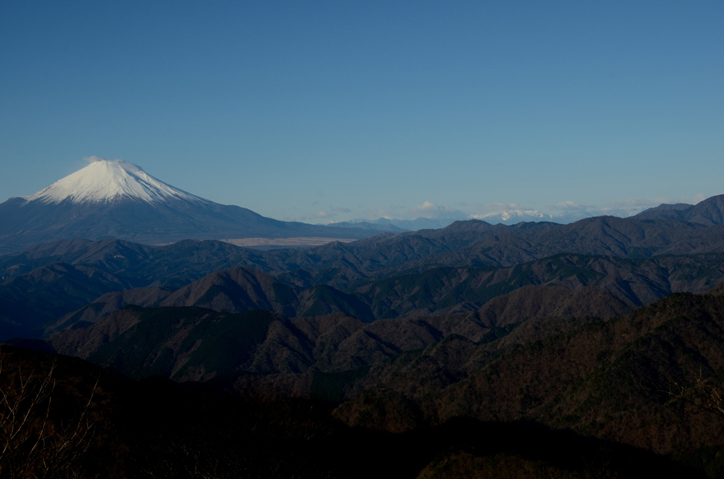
1,1,722,223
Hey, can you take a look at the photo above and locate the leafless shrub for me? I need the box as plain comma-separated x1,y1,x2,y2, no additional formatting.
0,350,97,479
635,365,724,420
663,368,724,419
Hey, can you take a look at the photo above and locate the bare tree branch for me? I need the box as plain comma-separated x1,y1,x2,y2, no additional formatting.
0,349,98,479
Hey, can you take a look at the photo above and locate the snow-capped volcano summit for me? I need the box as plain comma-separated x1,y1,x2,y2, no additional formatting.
25,158,203,205
0,157,373,254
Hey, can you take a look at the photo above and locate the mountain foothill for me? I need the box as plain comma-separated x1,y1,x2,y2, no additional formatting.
3,160,724,477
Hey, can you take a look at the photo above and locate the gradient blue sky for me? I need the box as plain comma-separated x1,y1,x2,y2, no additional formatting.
1,1,722,224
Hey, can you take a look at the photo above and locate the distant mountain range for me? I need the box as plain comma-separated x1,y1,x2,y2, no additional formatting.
0,159,377,254
326,195,724,230
5,159,724,256
328,213,548,231
328,217,458,231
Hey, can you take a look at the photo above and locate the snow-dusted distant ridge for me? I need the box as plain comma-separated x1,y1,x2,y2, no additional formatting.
24,159,204,204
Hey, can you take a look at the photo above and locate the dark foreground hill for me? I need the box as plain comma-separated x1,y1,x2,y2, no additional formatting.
38,283,724,464
336,285,724,456
0,345,708,479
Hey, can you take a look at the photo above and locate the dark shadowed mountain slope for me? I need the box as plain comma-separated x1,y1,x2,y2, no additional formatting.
351,253,724,318
336,286,724,456
40,280,724,472
45,266,375,332
445,289,724,453
685,194,724,225
0,263,138,339
44,286,173,336
633,203,694,220
470,284,634,329
49,283,633,382
1,345,701,479
10,251,724,341
158,268,298,314
0,238,269,288
0,239,156,279
155,267,375,321
45,281,724,461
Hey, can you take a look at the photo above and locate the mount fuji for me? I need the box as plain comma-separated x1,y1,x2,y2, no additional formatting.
0,158,374,254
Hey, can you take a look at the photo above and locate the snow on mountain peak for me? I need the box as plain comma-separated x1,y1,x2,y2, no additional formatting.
24,158,204,205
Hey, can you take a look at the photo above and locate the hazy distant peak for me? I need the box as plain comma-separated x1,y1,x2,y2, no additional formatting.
24,158,204,205
471,209,548,223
